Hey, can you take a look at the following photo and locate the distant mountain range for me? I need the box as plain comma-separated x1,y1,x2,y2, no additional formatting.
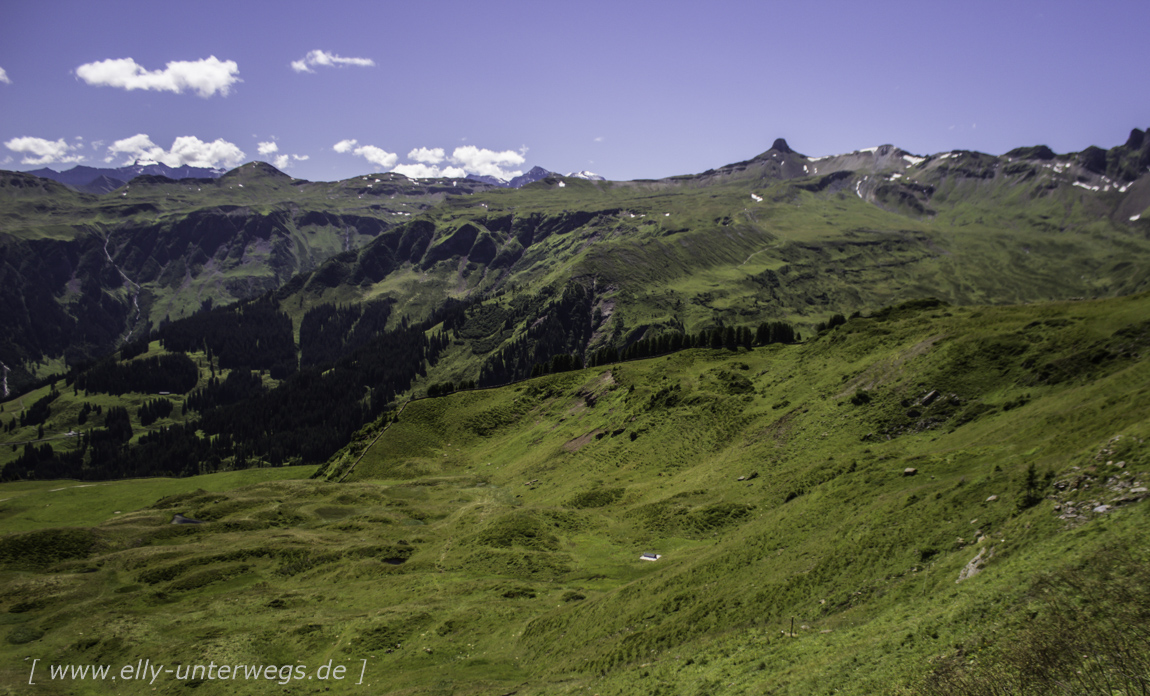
29,162,606,194
466,166,557,189
465,166,606,188
26,161,226,194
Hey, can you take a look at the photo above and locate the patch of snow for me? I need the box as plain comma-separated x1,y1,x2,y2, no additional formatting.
664,213,671,217
858,146,879,155
903,154,926,166
1131,214,1141,221
1073,181,1100,192
751,193,763,202
557,181,566,188
808,155,829,162
855,181,863,199
803,165,809,173
937,152,958,160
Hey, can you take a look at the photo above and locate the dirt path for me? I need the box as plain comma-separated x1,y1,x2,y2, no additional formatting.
740,240,783,267
336,399,413,482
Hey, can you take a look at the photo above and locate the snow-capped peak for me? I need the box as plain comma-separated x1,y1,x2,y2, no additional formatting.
568,167,607,179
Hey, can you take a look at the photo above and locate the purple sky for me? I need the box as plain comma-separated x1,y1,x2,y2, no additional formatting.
1,0,1147,182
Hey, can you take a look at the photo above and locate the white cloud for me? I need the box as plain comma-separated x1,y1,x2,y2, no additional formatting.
408,147,445,164
352,145,397,168
386,144,531,179
594,136,604,142
291,49,375,73
107,133,245,169
391,163,467,179
392,163,441,179
74,56,240,98
1,156,11,165
3,136,86,165
449,145,525,180
255,142,304,170
333,140,398,169
0,67,9,84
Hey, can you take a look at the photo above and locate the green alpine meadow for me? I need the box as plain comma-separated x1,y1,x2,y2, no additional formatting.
1,130,1149,694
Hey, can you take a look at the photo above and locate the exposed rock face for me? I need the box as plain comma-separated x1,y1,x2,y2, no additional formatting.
508,167,556,188
771,138,794,154
956,546,994,582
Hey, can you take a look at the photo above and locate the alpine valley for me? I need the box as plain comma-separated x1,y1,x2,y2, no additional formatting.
1,130,1149,695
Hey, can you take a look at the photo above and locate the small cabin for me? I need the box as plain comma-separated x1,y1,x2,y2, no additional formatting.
639,553,661,562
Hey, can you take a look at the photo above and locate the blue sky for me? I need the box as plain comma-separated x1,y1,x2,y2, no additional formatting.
1,0,1147,182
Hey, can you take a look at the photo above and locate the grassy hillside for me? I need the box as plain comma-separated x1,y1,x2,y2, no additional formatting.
1,293,1147,694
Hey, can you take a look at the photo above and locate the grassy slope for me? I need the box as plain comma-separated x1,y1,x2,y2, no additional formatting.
1,293,1147,694
0,466,317,535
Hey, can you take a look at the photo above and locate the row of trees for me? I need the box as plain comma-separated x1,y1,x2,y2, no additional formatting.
426,380,477,397
137,398,174,427
73,353,199,396
585,321,798,369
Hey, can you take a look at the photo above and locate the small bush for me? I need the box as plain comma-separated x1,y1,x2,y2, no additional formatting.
6,626,44,644
0,528,96,567
568,487,625,509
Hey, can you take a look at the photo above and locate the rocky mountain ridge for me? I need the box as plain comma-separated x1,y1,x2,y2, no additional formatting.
26,160,226,195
